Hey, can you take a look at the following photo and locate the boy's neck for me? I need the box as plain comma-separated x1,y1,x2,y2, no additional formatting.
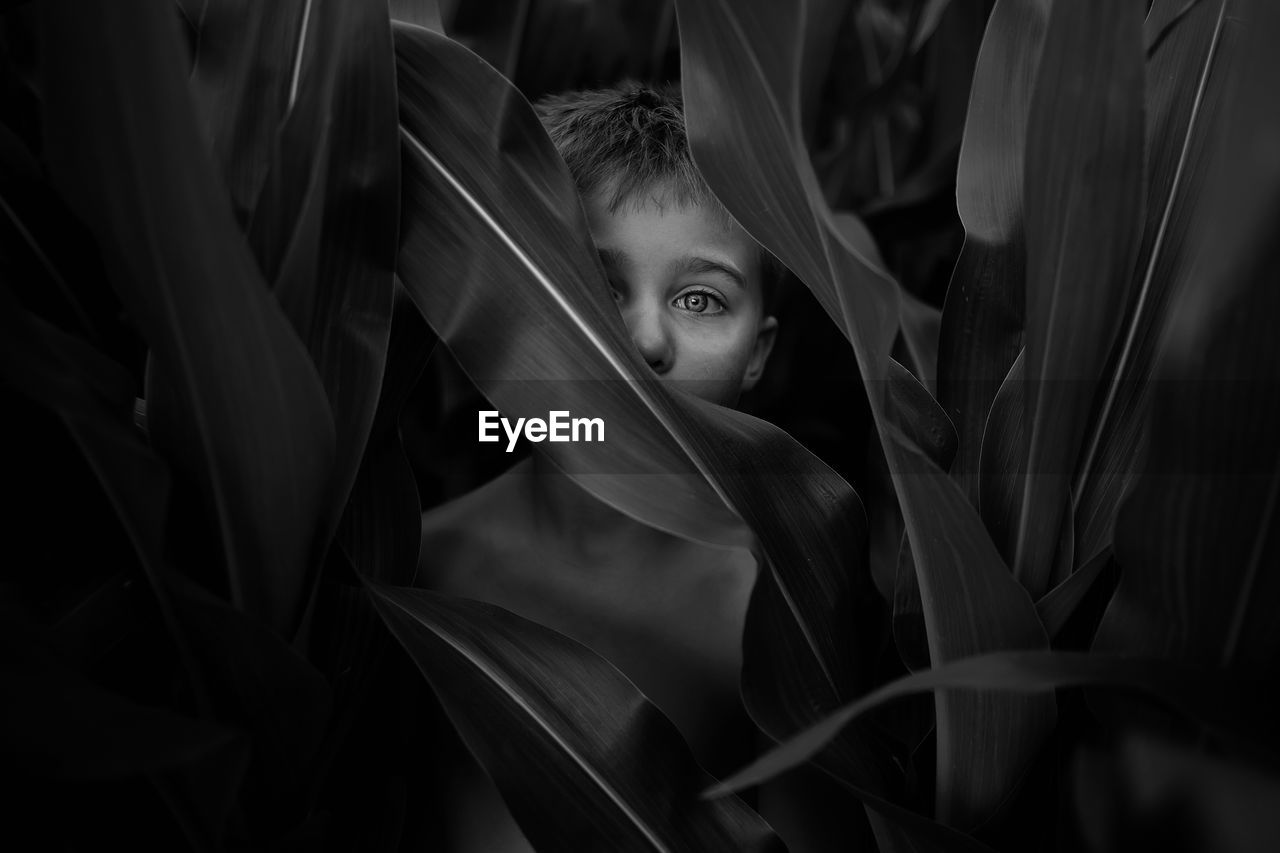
522,451,676,564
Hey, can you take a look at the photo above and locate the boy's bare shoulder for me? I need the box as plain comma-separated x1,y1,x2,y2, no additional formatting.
415,461,536,594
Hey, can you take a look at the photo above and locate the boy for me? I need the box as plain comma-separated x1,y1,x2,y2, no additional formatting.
417,83,837,851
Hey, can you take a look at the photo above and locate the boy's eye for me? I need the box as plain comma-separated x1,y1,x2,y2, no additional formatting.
674,289,725,315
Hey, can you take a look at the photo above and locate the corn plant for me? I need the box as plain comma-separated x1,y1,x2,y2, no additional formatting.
2,0,1277,850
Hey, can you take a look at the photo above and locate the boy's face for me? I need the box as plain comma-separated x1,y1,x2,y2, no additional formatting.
584,188,778,408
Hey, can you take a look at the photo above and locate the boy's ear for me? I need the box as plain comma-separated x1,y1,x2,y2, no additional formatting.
741,315,778,392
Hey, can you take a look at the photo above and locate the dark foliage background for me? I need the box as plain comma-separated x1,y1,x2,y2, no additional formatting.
3,0,1278,851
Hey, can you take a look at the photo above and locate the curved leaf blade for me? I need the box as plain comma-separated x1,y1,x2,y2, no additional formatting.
1015,0,1146,598
708,650,1275,797
1072,0,1237,568
36,0,336,633
1077,735,1280,853
262,0,400,530
190,0,311,227
368,584,785,853
677,0,1054,826
394,17,896,802
1094,0,1280,674
388,0,443,33
1,621,246,781
937,0,1049,499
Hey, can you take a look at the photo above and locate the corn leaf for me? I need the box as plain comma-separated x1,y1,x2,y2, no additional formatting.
0,284,215,693
189,0,310,228
337,284,434,586
1035,549,1110,641
937,0,1049,500
676,0,1053,827
262,0,400,530
708,650,1276,797
389,0,443,32
978,346,1074,586
1072,0,1237,569
36,0,336,634
909,0,955,55
393,16,897,805
394,23,742,549
317,287,436,780
978,348,1025,563
1094,0,1280,675
1077,736,1280,853
164,575,333,829
368,584,785,853
0,618,246,781
194,0,400,540
1014,0,1146,598
896,289,943,395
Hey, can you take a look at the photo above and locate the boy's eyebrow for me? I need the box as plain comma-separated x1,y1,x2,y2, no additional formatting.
674,256,747,290
595,248,747,291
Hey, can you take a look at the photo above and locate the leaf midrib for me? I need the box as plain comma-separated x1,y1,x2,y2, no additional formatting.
1072,0,1229,506
379,591,672,852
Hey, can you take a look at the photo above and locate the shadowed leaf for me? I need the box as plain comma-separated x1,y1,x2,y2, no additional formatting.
978,347,1025,563
1077,736,1280,853
1014,0,1146,598
0,620,245,781
315,286,437,784
1072,0,1237,569
164,575,333,832
937,0,1048,501
0,285,215,706
368,584,785,853
254,0,400,532
1035,548,1110,640
189,0,310,228
677,0,1053,826
195,0,400,544
36,0,335,634
708,650,1276,797
393,15,898,812
1094,0,1280,677
389,0,443,33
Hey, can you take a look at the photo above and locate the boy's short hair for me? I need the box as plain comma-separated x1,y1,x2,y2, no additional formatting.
534,81,786,311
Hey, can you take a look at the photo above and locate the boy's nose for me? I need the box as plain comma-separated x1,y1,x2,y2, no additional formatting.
623,302,673,374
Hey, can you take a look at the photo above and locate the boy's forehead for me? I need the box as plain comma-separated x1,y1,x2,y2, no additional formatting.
585,187,767,298
599,178,742,235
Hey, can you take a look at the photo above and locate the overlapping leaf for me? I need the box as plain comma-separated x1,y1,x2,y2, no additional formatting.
393,14,897,826
1,620,246,781
1077,736,1280,853
394,23,743,550
389,0,444,33
195,0,400,543
707,650,1276,796
1072,0,1237,569
36,0,335,633
1014,0,1146,599
369,584,785,852
1094,0,1279,676
316,287,437,783
189,0,310,228
676,0,1052,827
937,0,1049,500
0,281,211,701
